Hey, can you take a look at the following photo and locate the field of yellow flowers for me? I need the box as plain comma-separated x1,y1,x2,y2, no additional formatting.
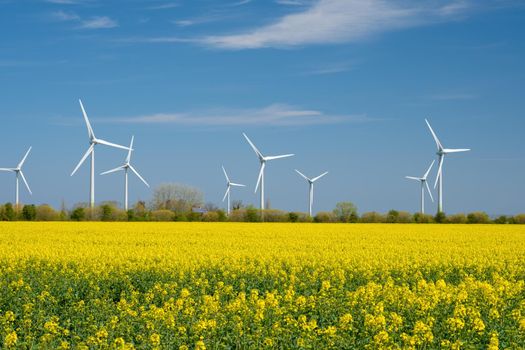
1,222,525,349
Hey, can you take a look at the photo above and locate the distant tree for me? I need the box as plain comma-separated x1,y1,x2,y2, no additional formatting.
396,211,413,223
152,183,204,213
216,210,227,222
232,200,244,210
244,206,260,222
513,214,525,224
202,211,219,222
22,204,37,221
3,203,15,221
360,212,386,223
413,213,434,223
494,215,508,224
314,211,336,223
262,210,288,222
434,212,447,223
447,213,467,224
60,199,68,221
71,207,86,221
150,210,175,221
467,211,490,224
36,205,59,221
386,210,399,223
204,202,219,212
333,202,358,223
288,212,299,223
100,204,113,221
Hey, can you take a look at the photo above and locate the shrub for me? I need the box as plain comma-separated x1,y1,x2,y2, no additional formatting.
22,204,37,221
447,213,467,224
434,212,447,223
262,210,288,222
70,207,86,221
202,211,220,222
494,215,508,224
467,211,490,224
360,212,386,223
36,205,60,221
228,209,246,222
333,202,358,223
288,212,299,223
413,213,434,223
314,211,336,223
150,210,174,221
245,207,260,222
513,214,525,224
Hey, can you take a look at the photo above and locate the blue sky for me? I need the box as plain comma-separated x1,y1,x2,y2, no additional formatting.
0,0,524,215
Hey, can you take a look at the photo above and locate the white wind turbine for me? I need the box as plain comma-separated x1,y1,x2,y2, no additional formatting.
295,169,328,217
0,147,32,207
100,136,149,211
405,160,435,214
71,99,131,208
243,133,294,212
221,166,245,216
425,118,470,213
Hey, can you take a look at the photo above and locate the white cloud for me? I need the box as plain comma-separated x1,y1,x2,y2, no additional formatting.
201,0,472,49
99,104,371,126
52,10,79,21
146,2,180,10
79,16,118,29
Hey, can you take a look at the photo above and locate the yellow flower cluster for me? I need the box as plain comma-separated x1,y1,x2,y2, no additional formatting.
0,222,524,348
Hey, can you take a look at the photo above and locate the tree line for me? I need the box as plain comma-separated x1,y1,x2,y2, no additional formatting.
0,183,523,223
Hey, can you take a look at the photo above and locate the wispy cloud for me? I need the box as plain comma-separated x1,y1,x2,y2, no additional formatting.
79,16,118,29
51,10,79,21
98,104,371,126
146,2,180,10
303,61,356,75
275,0,309,5
46,0,85,4
200,0,473,49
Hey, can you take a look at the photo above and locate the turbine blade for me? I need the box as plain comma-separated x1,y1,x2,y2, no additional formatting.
129,164,150,187
79,99,95,139
17,146,32,169
230,183,246,187
295,169,310,181
255,162,265,193
423,160,435,180
444,148,471,153
126,135,134,163
265,154,294,161
405,176,421,181
434,156,444,189
222,186,230,202
425,181,434,202
243,133,263,158
96,138,131,151
425,118,443,151
222,165,230,183
71,144,94,176
100,166,125,175
0,168,15,172
311,171,328,182
19,171,32,195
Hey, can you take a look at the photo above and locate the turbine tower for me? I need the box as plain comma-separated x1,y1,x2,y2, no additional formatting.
71,99,131,208
405,160,434,214
425,118,470,213
221,166,245,216
243,133,294,213
100,136,149,211
0,147,32,207
295,169,328,217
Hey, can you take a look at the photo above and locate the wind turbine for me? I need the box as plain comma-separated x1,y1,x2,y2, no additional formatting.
295,169,328,217
100,136,149,211
71,99,131,208
0,147,32,207
243,133,294,212
221,166,245,216
405,160,434,214
425,118,470,213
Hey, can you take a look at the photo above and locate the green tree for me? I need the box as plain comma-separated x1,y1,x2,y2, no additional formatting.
70,207,86,221
151,183,204,213
333,202,358,223
3,203,15,221
22,204,36,221
434,212,447,223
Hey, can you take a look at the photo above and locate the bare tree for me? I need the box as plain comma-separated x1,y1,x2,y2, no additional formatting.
151,183,204,213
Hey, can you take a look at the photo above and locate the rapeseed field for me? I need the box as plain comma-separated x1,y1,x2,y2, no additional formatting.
0,222,524,349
